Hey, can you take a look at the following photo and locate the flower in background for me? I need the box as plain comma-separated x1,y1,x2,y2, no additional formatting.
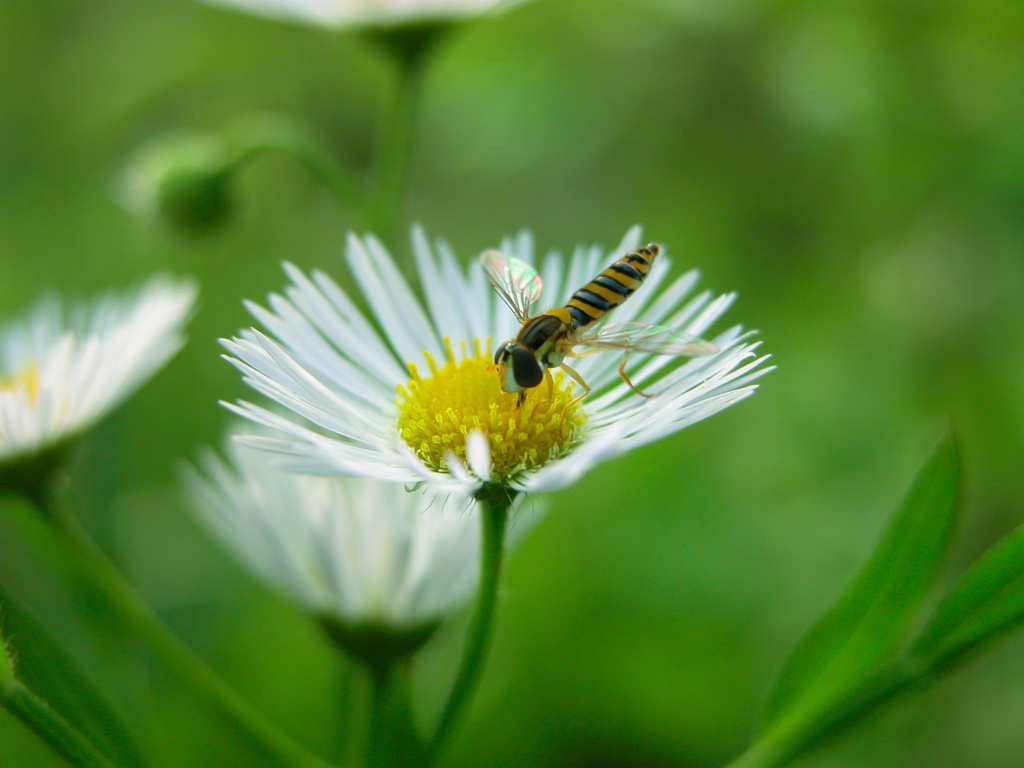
222,227,770,498
0,276,197,471
197,0,531,28
185,434,510,657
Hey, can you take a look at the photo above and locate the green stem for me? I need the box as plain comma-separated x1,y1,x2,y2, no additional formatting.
428,485,515,760
47,507,331,768
224,25,445,241
0,589,150,768
362,661,426,768
224,113,361,208
321,619,437,766
368,57,420,241
3,678,118,768
366,663,394,768
366,36,434,245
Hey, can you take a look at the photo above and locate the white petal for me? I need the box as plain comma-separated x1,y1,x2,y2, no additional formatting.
465,429,492,482
185,433,494,627
198,0,531,28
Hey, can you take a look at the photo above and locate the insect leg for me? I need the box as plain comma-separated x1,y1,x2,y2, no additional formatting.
617,350,652,398
558,362,591,400
556,362,593,431
568,346,603,359
527,368,555,419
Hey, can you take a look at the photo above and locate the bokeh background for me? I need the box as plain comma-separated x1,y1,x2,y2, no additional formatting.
3,0,1024,765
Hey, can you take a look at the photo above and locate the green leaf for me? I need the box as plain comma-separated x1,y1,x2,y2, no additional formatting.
0,496,148,768
758,432,960,732
0,494,329,768
910,521,1024,669
0,592,149,768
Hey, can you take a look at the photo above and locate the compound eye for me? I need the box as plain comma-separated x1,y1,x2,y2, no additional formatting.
494,344,507,365
511,346,544,388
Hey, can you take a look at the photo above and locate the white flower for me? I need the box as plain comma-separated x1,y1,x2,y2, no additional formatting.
197,0,529,28
185,435,490,629
0,276,197,464
222,226,770,497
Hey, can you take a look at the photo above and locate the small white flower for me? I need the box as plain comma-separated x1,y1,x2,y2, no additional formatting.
185,435,491,629
222,227,770,497
0,276,197,464
197,0,529,28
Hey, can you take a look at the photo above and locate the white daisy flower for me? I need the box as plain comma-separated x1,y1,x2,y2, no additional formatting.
197,0,530,28
0,276,197,466
222,226,770,497
185,434,496,637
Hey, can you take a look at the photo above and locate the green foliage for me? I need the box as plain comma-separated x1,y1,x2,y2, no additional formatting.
911,522,1024,670
2,679,118,768
737,434,1024,768
732,435,960,767
0,497,146,767
3,0,1024,766
759,433,959,732
0,495,327,768
0,592,147,768
0,616,12,695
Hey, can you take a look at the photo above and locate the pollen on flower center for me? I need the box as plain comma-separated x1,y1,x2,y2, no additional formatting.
395,338,585,482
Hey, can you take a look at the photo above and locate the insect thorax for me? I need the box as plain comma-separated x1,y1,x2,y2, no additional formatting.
516,312,571,367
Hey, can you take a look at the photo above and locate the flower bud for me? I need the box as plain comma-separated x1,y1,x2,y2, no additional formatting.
121,132,234,234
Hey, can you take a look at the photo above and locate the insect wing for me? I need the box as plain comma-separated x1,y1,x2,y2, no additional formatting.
577,321,720,357
480,249,542,323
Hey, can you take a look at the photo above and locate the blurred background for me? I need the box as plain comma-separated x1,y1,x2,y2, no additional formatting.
2,0,1024,765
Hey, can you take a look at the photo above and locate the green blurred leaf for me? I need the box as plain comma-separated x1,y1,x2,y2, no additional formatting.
0,496,147,768
0,591,148,768
758,432,959,732
0,494,328,768
910,521,1024,670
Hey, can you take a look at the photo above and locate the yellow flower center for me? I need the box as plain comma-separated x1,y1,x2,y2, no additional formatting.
0,364,39,402
0,365,40,449
395,338,585,483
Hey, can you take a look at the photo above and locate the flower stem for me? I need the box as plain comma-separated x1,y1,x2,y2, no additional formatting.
3,678,118,768
45,505,331,768
368,57,421,243
0,588,150,768
363,661,427,768
366,663,395,767
365,24,448,245
428,484,516,759
224,112,361,208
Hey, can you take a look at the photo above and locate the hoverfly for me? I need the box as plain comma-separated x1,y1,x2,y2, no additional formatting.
482,243,719,405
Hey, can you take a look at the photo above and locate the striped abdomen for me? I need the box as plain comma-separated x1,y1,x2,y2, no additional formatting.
562,243,659,330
